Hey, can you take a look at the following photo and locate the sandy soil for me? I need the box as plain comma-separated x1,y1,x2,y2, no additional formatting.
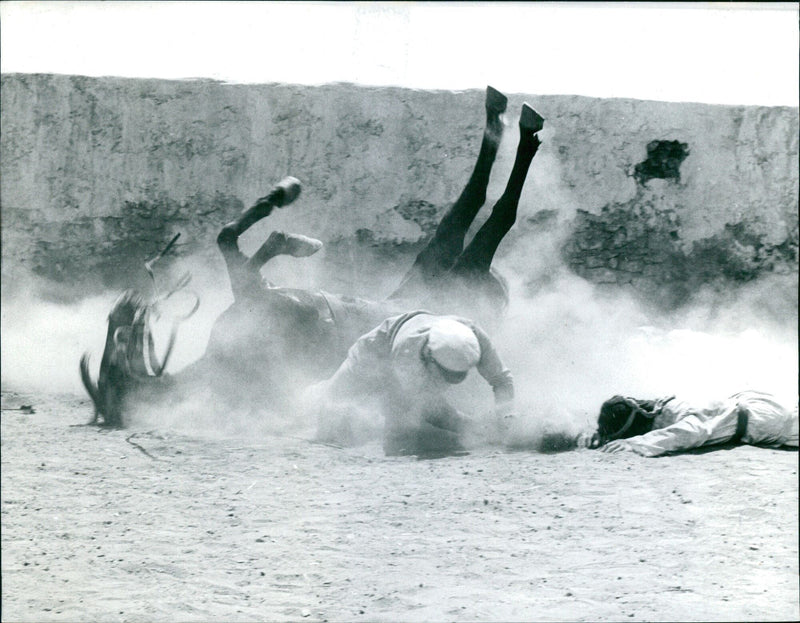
2,389,798,622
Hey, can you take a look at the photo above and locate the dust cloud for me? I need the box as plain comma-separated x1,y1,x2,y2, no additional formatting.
147,260,797,447
1,290,116,395
0,264,230,397
493,268,798,444
2,250,796,448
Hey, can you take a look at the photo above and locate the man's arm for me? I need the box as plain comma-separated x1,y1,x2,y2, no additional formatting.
603,406,740,457
463,321,514,417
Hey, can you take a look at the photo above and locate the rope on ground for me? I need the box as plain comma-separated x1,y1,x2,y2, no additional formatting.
275,433,346,450
126,431,167,461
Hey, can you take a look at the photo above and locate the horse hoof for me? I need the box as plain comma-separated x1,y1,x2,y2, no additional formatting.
284,233,323,257
519,103,544,133
273,176,302,207
486,86,508,115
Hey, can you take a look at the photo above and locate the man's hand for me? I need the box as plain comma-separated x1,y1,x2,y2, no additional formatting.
600,439,633,453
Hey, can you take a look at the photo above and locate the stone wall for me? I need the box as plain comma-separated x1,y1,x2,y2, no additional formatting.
2,73,797,308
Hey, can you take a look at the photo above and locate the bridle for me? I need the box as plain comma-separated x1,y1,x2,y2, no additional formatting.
112,234,200,380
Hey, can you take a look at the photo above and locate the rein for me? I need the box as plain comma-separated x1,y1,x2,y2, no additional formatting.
121,234,200,380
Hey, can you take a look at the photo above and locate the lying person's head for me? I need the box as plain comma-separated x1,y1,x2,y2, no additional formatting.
587,395,660,448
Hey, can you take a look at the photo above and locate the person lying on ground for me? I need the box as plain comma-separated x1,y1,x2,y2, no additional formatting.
304,311,515,456
583,390,798,457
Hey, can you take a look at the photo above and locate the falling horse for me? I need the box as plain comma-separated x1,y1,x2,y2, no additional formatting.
80,87,544,427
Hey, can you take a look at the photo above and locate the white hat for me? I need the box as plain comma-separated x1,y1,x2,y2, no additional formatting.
427,319,481,373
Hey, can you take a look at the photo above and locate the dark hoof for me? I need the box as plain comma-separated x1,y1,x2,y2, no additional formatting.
272,176,302,207
519,103,544,133
486,85,508,115
256,176,302,209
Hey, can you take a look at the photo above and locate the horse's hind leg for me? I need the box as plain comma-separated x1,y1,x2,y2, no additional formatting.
246,232,323,273
225,176,301,239
389,86,507,300
216,177,302,298
447,103,542,315
452,103,541,277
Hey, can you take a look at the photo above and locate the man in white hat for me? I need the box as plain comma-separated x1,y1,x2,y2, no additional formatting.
306,310,514,455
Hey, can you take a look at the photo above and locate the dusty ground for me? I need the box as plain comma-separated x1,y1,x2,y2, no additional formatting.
2,389,798,622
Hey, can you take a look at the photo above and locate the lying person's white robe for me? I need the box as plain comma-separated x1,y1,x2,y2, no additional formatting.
623,390,798,457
